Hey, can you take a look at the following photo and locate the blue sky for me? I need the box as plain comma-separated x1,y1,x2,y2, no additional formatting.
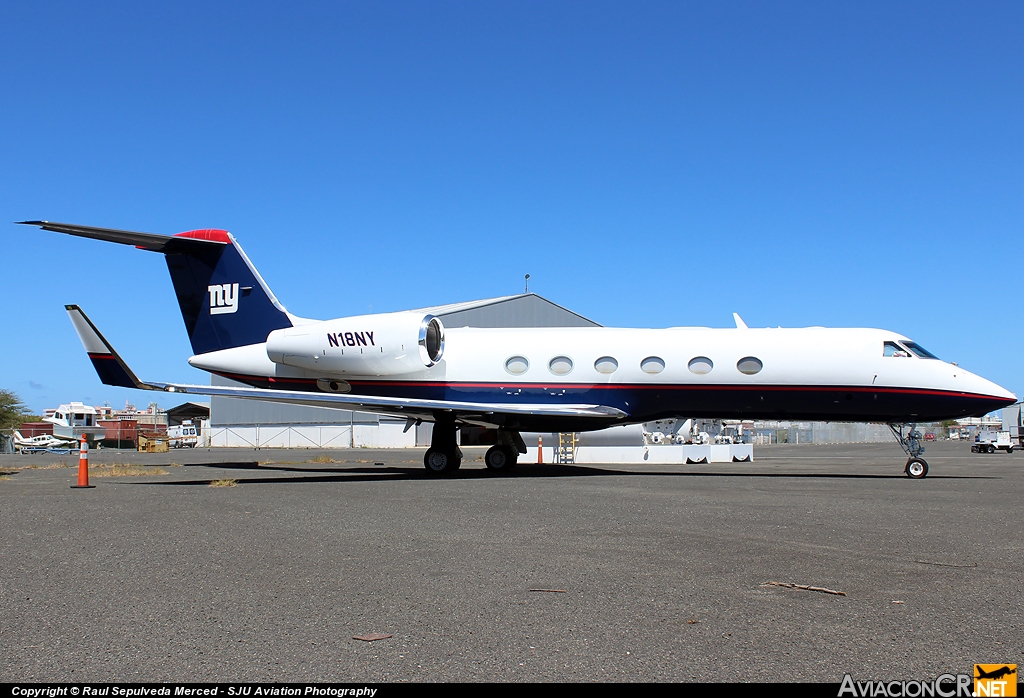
2,1,1021,414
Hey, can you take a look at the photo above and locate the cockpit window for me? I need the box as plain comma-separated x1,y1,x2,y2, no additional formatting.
883,341,910,358
884,340,940,359
902,341,939,359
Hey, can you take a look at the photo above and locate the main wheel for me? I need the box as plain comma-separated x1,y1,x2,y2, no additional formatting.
988,444,996,454
905,458,929,479
484,445,518,471
424,448,460,475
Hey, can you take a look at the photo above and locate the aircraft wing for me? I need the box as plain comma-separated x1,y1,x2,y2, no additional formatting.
147,382,628,422
65,305,628,424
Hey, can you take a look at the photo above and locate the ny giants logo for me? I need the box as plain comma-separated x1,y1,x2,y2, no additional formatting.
208,283,240,315
328,331,375,348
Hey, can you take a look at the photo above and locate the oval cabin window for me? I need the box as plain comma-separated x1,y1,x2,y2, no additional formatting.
594,356,618,374
505,356,529,375
688,357,713,375
737,357,763,375
549,356,574,375
641,356,666,374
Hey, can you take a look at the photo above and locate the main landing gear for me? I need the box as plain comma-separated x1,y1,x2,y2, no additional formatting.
483,429,527,473
424,417,462,475
423,421,526,476
889,423,929,479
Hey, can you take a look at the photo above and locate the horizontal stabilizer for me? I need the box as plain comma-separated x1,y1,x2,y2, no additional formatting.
18,221,224,253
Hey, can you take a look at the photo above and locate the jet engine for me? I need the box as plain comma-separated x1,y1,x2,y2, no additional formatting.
266,312,444,376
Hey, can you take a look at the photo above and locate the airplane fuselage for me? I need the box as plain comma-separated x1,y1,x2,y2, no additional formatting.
189,325,1013,432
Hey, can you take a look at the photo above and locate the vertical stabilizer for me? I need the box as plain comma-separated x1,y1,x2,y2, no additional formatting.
164,230,293,354
18,221,294,355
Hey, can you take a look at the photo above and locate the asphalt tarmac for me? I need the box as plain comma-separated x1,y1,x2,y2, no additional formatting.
1,441,1021,682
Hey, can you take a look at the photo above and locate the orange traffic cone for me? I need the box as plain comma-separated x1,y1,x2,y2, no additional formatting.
71,434,95,489
537,435,543,464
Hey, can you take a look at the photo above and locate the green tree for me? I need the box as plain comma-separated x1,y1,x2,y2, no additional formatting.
0,389,33,430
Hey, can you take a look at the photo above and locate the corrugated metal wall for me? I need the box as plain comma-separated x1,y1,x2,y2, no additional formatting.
210,374,379,427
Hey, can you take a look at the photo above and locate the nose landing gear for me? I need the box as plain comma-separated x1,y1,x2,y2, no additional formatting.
889,424,929,478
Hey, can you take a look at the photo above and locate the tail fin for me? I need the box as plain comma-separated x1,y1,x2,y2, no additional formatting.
164,229,292,354
20,222,293,354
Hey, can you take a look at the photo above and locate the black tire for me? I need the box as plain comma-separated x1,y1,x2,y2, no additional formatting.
988,444,996,454
1008,447,1014,454
424,448,459,475
485,445,518,471
905,458,929,479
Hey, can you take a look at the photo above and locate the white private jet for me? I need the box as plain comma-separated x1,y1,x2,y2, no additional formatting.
19,221,1016,478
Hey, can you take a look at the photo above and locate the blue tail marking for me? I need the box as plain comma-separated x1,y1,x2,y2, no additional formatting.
164,230,292,355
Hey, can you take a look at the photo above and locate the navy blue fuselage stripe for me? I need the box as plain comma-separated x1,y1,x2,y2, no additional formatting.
210,371,1013,423
164,244,291,355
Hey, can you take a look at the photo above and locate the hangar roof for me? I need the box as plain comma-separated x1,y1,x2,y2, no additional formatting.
419,293,600,328
165,401,210,426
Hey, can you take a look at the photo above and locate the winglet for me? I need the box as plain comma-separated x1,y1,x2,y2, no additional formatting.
733,312,748,329
65,305,157,390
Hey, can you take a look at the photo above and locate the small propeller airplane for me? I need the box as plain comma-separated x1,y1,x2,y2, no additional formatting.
11,431,79,454
17,221,1016,477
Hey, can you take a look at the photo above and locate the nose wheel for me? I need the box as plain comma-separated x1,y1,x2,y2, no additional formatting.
904,457,929,479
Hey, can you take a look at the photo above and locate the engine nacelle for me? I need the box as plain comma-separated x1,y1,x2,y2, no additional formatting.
266,312,444,376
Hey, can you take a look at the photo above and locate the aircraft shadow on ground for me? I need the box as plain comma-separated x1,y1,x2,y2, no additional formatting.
138,461,995,486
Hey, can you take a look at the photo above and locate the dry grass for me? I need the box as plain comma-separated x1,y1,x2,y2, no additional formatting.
310,455,337,463
90,464,169,478
167,462,183,467
209,478,238,487
22,462,72,470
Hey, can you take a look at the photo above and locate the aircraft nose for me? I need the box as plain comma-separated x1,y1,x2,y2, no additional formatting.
966,371,1017,409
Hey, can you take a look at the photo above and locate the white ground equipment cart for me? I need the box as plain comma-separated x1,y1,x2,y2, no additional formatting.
971,429,1014,454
